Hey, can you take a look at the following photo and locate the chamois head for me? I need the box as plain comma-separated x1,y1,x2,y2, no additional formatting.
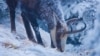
53,12,86,52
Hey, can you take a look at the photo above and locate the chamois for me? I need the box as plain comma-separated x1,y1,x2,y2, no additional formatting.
6,0,86,52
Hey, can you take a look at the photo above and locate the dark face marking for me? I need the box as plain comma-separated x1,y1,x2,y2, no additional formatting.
56,21,65,52
56,31,64,52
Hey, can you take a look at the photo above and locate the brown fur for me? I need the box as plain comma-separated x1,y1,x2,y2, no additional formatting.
21,0,40,9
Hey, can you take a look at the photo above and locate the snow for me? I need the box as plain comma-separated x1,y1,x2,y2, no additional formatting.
0,22,79,56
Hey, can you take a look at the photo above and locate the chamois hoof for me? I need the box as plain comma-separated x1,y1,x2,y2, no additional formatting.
57,48,64,52
37,42,45,47
51,45,56,48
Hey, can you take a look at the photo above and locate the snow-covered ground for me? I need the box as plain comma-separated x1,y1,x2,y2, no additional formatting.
0,21,81,56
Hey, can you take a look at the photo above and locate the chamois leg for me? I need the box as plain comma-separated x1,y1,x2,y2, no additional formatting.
31,21,44,46
6,0,18,33
9,9,16,33
33,26,44,46
21,13,36,43
28,15,44,46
